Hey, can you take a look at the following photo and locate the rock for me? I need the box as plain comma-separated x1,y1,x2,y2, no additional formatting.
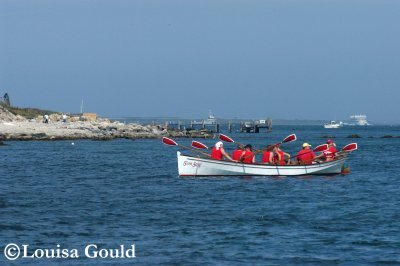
0,106,19,122
49,113,61,122
0,115,214,140
31,133,48,140
347,134,361,138
381,135,400,138
15,115,26,121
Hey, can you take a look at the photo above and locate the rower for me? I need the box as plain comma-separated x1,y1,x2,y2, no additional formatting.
274,144,290,165
261,145,274,164
232,144,244,161
240,144,255,164
211,141,233,161
296,143,315,165
315,139,338,162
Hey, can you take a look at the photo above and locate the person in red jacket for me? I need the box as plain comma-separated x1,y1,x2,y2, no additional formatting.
232,144,244,161
240,144,255,164
296,143,315,165
324,139,338,161
261,145,274,164
274,144,290,165
211,141,233,161
315,139,338,162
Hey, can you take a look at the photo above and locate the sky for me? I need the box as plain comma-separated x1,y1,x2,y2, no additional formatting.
1,0,399,123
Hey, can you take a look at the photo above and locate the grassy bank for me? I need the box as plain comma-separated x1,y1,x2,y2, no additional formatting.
0,102,58,119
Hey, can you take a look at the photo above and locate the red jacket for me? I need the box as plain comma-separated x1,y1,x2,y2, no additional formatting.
275,150,285,165
232,150,243,161
242,151,255,164
211,147,223,160
262,151,273,163
323,146,337,159
297,149,315,165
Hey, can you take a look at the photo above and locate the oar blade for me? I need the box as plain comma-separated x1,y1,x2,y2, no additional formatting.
342,143,358,152
219,134,235,143
191,140,209,150
282,134,297,143
162,137,178,146
313,144,329,152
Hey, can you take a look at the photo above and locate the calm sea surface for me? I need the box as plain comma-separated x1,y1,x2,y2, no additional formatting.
1,125,400,265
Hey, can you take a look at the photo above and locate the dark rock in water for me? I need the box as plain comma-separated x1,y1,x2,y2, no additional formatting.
0,141,7,146
347,134,361,138
381,135,400,138
320,135,335,139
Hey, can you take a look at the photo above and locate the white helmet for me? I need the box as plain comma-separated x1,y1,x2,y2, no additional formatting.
215,141,223,150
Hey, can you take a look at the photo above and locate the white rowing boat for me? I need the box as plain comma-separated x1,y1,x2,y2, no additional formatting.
177,151,346,176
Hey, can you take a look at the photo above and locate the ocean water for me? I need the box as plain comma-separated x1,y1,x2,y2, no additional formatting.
1,125,400,265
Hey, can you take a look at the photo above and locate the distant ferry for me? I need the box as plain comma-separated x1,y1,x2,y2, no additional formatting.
191,111,217,126
324,121,343,129
203,111,217,125
349,114,371,126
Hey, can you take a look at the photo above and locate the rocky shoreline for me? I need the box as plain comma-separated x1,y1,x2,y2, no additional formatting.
0,106,212,141
0,121,213,141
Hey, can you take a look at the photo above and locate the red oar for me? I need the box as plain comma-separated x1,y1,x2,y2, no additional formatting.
191,140,209,150
162,137,210,157
162,137,178,146
276,134,297,145
314,143,329,152
257,133,297,154
219,133,262,152
342,143,358,152
219,134,235,143
219,133,244,148
336,143,358,157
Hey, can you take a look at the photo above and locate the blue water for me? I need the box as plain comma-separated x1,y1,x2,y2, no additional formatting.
1,125,400,265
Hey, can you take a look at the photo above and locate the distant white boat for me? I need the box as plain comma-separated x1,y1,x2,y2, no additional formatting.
191,111,217,126
349,115,371,126
203,111,217,126
324,121,343,129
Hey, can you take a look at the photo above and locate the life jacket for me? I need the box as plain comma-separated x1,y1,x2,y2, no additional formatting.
323,146,337,159
211,147,223,160
242,151,255,164
262,151,272,163
274,150,285,165
232,150,243,161
297,149,315,165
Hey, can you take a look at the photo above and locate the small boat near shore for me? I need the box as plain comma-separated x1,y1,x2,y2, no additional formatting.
177,151,346,176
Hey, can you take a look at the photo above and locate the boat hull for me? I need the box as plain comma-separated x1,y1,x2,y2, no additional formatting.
177,152,346,176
